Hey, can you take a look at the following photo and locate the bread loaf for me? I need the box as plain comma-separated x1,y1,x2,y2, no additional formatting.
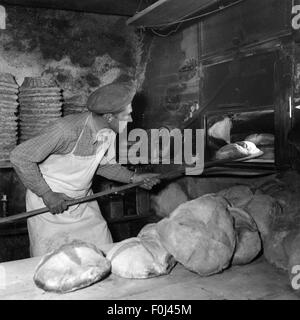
106,235,176,279
138,223,176,270
33,240,111,293
156,194,236,276
151,182,188,218
218,185,254,208
228,207,261,265
215,141,260,160
245,133,274,146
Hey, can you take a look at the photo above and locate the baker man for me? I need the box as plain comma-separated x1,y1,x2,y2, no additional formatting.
10,80,160,257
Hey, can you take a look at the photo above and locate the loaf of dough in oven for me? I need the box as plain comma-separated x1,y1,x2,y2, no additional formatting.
215,141,260,160
245,133,274,146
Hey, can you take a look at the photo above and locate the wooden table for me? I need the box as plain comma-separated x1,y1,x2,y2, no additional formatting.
0,244,299,300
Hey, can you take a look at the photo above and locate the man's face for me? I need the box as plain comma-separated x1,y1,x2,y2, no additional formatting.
111,104,133,133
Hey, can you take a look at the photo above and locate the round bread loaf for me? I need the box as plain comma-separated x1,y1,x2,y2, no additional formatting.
106,235,176,279
215,141,260,160
157,194,236,276
33,240,111,293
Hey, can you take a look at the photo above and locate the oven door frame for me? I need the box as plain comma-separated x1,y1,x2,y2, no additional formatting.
203,104,278,171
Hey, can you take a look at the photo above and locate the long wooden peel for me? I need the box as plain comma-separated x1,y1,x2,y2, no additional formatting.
0,152,270,224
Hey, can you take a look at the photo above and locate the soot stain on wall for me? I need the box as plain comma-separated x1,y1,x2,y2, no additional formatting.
5,7,133,67
0,5,145,106
142,25,199,129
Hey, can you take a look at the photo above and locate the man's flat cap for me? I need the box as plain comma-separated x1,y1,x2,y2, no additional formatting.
87,81,135,114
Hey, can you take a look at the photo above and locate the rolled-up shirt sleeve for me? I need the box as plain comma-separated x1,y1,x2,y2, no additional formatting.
96,163,134,183
10,122,68,197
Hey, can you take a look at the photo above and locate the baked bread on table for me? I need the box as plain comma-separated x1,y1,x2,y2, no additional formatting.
33,240,111,293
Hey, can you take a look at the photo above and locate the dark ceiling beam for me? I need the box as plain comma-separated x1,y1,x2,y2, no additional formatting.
0,0,154,16
127,0,242,27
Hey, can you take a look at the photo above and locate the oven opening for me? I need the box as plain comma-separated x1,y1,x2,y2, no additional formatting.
205,108,275,164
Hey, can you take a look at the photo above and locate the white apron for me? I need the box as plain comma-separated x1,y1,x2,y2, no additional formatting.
26,114,113,257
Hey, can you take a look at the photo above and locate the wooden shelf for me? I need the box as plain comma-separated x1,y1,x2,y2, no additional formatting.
127,0,218,27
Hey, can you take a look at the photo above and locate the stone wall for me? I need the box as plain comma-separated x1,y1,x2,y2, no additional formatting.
0,5,148,106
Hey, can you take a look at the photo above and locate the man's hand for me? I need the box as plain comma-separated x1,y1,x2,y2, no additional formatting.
132,173,161,190
42,190,73,214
